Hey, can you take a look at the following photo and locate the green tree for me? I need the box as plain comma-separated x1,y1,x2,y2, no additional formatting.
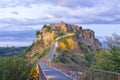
36,30,41,35
106,34,120,72
109,46,120,72
93,34,120,72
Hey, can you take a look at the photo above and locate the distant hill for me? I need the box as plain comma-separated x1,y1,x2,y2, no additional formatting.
0,46,27,56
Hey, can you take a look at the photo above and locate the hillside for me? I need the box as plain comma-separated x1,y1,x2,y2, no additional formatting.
27,21,102,68
0,47,27,56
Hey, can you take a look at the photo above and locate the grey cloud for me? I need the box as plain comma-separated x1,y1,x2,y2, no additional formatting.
11,11,19,15
0,13,120,29
0,0,120,24
38,0,96,8
0,0,118,8
0,30,36,41
0,0,36,8
38,0,120,9
0,18,61,27
57,0,96,7
0,18,40,26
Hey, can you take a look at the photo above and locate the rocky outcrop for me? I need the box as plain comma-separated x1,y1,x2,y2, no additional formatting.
76,28,101,49
50,21,79,32
36,21,101,49
49,21,101,49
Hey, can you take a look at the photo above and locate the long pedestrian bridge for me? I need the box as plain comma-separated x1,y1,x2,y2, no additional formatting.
38,33,120,80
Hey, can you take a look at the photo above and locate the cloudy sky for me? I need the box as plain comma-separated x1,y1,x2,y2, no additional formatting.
0,0,120,47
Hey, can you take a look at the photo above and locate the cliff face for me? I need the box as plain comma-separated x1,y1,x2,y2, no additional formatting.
76,28,101,49
50,21,79,32
48,22,101,49
32,22,102,66
26,26,55,57
34,22,101,58
36,26,56,47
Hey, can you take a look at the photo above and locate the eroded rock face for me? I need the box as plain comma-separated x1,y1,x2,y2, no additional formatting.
76,28,101,49
36,21,101,49
50,22,101,49
50,21,79,32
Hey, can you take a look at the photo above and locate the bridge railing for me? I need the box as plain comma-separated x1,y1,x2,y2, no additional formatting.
38,64,47,80
45,61,120,80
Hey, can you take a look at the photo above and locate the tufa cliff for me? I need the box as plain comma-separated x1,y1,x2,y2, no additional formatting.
29,22,101,55
26,21,102,67
36,21,101,49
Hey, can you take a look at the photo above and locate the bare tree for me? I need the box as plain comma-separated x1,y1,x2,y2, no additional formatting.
106,33,120,48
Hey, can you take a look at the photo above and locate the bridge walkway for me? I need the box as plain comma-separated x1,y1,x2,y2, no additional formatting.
39,61,73,80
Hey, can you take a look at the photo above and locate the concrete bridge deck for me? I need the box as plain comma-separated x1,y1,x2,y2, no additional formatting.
39,61,73,80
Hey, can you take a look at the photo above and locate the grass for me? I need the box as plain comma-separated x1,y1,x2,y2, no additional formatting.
37,47,50,59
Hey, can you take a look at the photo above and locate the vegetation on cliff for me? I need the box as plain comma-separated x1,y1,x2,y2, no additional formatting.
54,38,96,67
58,38,75,50
54,33,120,73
